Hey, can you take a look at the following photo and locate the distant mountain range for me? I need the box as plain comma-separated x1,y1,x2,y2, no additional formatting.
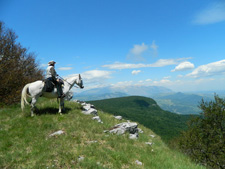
74,85,172,101
153,92,212,114
73,85,218,114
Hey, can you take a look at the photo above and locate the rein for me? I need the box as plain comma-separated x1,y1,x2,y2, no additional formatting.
58,75,79,88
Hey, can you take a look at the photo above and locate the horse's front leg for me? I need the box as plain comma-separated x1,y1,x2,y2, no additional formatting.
58,98,64,115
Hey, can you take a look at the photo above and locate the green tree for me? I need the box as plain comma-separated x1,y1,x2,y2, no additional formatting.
0,21,44,106
178,95,225,168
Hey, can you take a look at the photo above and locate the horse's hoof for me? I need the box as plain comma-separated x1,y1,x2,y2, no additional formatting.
59,113,62,115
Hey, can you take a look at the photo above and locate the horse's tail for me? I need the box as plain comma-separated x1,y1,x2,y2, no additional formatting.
21,83,30,111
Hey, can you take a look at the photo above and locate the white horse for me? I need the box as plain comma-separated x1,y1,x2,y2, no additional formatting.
21,74,84,116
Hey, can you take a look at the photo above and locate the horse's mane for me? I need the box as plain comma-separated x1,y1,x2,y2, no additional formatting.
64,74,79,81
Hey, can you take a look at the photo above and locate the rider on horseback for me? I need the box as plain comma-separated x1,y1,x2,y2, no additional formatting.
46,60,65,98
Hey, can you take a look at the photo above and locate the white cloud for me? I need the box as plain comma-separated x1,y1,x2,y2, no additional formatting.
150,41,158,57
145,79,152,82
102,58,191,69
58,67,73,71
163,76,171,79
171,61,194,72
127,41,159,62
81,70,112,82
130,43,148,56
150,59,177,67
71,70,113,92
187,60,225,78
127,43,148,61
132,70,141,75
193,1,225,25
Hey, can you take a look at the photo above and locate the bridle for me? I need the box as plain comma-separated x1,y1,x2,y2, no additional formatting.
58,75,81,88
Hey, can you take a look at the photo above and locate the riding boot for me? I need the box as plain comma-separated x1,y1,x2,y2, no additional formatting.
56,84,65,98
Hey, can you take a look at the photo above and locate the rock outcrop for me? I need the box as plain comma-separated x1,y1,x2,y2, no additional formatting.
75,100,143,139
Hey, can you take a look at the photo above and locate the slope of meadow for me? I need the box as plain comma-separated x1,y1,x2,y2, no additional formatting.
0,98,204,168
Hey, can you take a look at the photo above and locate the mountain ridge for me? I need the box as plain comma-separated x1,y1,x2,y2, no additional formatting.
89,96,194,142
74,86,214,114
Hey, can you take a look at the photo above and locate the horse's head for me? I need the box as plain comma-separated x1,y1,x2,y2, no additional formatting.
64,74,84,90
77,74,84,89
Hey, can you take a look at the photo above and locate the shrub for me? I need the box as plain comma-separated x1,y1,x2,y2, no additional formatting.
178,95,225,168
0,21,44,106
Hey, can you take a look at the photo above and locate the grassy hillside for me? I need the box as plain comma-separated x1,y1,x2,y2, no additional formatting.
89,96,194,142
0,98,204,168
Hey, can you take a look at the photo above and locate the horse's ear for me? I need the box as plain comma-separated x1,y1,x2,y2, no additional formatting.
79,74,81,79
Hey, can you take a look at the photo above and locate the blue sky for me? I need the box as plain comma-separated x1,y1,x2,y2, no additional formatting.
1,0,225,92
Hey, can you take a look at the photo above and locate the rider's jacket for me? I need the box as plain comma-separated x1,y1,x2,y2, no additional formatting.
46,65,57,80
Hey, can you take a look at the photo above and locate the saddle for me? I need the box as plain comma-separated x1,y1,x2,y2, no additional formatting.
44,79,55,92
43,79,64,92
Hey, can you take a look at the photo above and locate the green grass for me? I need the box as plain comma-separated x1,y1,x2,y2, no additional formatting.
0,98,204,168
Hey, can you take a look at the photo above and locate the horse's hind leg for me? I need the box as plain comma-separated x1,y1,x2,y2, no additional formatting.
31,97,38,117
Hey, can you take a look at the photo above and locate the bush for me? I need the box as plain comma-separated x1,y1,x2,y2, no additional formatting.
0,21,44,106
178,95,225,168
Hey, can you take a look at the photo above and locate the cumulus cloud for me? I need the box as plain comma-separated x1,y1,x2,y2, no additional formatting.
81,70,113,83
187,60,225,78
58,67,73,71
171,61,194,72
127,43,148,61
131,43,148,56
127,41,159,61
132,70,141,75
193,1,225,25
102,58,191,69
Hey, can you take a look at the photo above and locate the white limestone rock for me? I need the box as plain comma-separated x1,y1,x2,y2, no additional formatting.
83,104,92,111
145,142,153,146
109,122,138,135
86,140,98,144
92,116,103,123
138,128,143,133
129,133,138,139
78,156,85,162
109,127,126,135
81,102,86,106
150,134,155,138
135,160,143,166
49,130,65,137
114,115,122,120
82,108,98,116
